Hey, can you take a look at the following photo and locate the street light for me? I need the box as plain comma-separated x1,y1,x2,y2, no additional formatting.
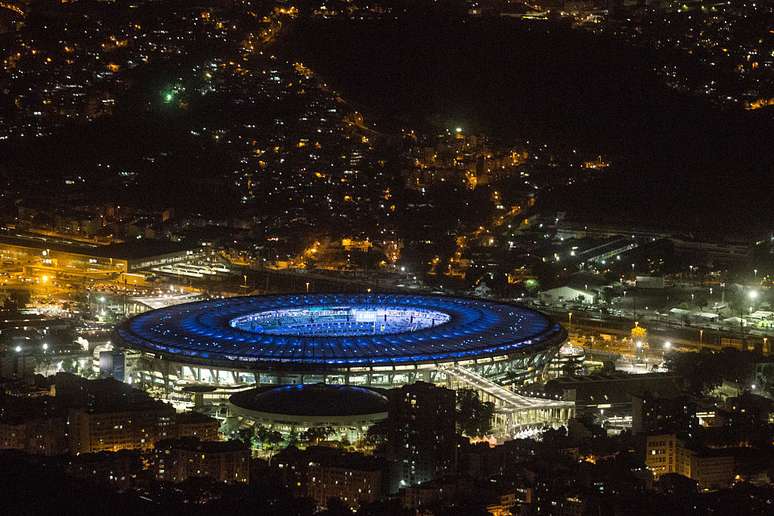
305,282,310,293
663,340,672,351
746,290,759,334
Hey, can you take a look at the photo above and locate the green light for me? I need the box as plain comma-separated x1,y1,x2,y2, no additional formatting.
163,92,174,103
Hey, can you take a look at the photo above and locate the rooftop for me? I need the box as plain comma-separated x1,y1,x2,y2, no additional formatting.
116,293,564,367
0,232,196,261
230,384,388,417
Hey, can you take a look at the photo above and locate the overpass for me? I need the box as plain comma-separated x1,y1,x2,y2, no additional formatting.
443,365,574,437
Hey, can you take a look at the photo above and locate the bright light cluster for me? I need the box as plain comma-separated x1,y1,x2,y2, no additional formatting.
230,306,451,337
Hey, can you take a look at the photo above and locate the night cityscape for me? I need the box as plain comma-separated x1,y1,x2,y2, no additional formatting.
0,1,772,515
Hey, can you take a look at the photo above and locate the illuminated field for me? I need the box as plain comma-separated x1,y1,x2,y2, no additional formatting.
229,306,451,337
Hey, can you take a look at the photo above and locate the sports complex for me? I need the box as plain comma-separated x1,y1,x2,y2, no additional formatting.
116,293,567,391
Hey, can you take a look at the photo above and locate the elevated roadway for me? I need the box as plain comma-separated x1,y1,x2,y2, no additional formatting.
444,365,574,436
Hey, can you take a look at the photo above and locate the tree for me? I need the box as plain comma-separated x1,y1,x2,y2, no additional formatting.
363,420,388,450
285,428,300,448
61,357,77,374
301,426,335,445
456,389,495,437
3,290,30,310
665,348,759,394
253,424,283,449
234,427,254,447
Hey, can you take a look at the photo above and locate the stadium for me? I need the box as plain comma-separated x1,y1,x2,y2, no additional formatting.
116,293,566,392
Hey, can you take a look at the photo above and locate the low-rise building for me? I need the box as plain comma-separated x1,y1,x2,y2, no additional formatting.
307,453,384,510
645,433,735,490
400,476,473,510
275,446,386,510
153,437,250,484
173,411,220,441
65,450,143,489
68,401,175,454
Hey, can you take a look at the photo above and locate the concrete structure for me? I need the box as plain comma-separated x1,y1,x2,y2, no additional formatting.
540,286,596,305
444,366,574,436
386,382,457,491
229,384,388,442
173,411,220,441
116,293,567,393
275,447,386,511
68,401,176,454
307,452,384,510
153,437,250,483
645,433,736,490
543,372,684,413
0,232,202,272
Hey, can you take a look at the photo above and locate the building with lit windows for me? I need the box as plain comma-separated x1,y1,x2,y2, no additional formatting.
644,433,678,477
386,382,458,491
0,232,202,272
645,433,736,489
68,401,176,454
153,437,250,484
275,446,386,511
173,411,220,441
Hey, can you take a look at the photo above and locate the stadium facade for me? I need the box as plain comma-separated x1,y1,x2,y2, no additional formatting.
115,293,566,392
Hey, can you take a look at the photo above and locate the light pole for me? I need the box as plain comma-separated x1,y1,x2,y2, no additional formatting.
14,344,26,378
741,289,759,337
305,282,310,293
748,289,759,309
699,329,703,349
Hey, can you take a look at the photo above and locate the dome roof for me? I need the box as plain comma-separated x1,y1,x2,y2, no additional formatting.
230,384,388,417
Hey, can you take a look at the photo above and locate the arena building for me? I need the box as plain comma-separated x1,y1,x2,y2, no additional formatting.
229,383,388,442
115,293,566,393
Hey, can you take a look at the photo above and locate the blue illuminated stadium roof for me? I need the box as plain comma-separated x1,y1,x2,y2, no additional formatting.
116,293,564,368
